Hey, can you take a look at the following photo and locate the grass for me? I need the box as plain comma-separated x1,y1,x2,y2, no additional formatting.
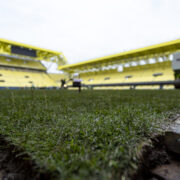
0,89,179,179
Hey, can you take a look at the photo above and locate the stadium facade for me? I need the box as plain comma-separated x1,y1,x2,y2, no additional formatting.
0,38,180,89
59,39,180,89
0,38,67,89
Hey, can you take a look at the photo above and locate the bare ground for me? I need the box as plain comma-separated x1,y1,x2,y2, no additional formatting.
0,136,55,180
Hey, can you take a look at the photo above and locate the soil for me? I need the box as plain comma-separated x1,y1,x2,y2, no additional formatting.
0,136,55,180
133,135,180,180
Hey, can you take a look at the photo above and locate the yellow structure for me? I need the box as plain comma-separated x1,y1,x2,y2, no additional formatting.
0,38,179,89
80,61,173,84
0,38,67,88
0,68,57,88
0,38,67,66
59,39,180,72
79,61,174,89
48,73,68,87
59,39,180,89
0,56,46,70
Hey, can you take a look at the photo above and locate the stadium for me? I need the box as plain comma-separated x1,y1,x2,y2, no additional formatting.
1,1,180,179
1,38,180,90
0,37,180,180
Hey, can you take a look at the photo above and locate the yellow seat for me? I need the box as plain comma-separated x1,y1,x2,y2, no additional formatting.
79,61,174,89
0,69,57,88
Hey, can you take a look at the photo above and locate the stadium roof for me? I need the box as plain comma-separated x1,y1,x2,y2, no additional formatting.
0,38,63,55
59,39,180,72
0,38,67,65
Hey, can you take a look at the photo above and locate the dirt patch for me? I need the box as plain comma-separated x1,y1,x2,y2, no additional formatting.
0,136,56,180
133,135,180,180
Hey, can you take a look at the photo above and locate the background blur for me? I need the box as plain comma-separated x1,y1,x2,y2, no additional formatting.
1,0,180,72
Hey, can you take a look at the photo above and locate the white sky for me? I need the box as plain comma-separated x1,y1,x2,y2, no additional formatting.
1,0,180,72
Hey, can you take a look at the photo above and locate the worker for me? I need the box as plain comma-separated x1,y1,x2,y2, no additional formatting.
61,79,66,89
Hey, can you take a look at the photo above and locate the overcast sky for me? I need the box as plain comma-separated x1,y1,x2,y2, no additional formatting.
1,0,180,70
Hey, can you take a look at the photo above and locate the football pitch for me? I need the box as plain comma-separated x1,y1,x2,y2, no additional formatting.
0,90,179,179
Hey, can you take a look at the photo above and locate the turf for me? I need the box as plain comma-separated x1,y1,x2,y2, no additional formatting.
0,90,179,179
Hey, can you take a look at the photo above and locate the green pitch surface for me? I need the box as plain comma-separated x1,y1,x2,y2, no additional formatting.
0,90,179,179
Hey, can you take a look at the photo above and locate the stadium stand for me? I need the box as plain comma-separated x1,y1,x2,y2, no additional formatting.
0,61,57,88
0,56,46,70
0,38,180,89
0,38,67,89
59,39,180,89
78,61,174,89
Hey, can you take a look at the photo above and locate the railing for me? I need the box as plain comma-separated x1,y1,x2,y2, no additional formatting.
67,80,180,89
